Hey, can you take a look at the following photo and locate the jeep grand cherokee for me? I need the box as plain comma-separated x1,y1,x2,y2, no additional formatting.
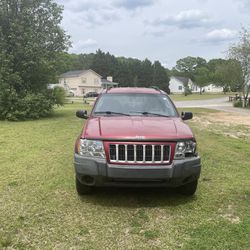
74,87,201,195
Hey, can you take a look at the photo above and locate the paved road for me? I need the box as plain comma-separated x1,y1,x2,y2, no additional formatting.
174,97,250,116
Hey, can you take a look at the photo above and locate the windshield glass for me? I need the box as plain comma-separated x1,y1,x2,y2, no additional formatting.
93,93,178,117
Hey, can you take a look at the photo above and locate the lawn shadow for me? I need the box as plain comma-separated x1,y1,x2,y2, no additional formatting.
79,187,197,208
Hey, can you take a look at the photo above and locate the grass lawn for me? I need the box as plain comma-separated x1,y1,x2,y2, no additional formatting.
170,93,230,101
0,104,249,249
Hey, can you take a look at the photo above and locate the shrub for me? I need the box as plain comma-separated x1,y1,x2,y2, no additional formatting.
184,86,192,96
52,86,66,106
233,99,243,107
0,89,55,121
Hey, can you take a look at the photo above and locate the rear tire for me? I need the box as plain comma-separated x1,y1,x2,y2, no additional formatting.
178,180,198,196
75,177,94,195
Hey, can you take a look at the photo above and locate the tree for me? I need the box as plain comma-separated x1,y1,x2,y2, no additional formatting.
173,56,208,94
214,59,243,92
91,49,118,79
207,58,227,73
194,67,210,94
0,0,70,120
138,59,153,87
52,50,171,91
152,61,170,93
228,27,250,107
175,56,207,80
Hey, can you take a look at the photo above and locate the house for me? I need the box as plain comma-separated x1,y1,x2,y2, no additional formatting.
203,84,223,93
58,69,119,96
101,76,119,89
169,76,198,93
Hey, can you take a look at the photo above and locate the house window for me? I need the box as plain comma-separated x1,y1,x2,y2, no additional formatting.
82,78,86,83
94,78,99,84
178,86,183,90
64,79,66,84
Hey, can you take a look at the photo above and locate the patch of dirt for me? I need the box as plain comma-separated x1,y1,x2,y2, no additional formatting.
191,111,250,139
193,112,250,126
208,112,250,126
218,205,241,224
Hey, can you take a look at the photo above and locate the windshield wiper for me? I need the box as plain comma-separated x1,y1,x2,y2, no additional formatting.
132,111,170,117
94,111,130,116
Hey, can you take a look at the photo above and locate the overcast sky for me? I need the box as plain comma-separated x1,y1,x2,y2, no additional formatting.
56,0,250,68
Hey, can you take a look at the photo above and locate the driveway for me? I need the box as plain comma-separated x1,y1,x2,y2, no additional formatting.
174,97,250,116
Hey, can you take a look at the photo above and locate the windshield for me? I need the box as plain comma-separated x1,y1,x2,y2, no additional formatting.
93,93,178,117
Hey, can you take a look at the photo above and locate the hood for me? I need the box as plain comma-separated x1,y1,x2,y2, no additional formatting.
82,116,194,141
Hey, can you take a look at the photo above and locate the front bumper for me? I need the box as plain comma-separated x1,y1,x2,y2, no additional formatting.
74,154,201,187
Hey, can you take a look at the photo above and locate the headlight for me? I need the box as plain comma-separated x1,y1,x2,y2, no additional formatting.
77,139,105,158
174,140,196,159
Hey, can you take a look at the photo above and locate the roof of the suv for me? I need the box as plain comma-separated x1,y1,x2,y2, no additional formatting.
103,87,165,94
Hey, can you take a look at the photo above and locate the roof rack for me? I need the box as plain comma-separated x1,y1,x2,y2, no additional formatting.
105,86,113,93
150,86,162,93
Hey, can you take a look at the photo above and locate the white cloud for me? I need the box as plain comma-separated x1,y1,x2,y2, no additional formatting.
237,0,250,12
114,0,155,10
204,29,237,43
59,0,102,12
58,0,121,28
70,39,98,53
56,0,248,68
151,9,215,29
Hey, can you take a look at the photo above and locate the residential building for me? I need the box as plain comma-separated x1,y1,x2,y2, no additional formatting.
58,69,102,96
101,76,119,89
57,69,119,96
169,76,198,93
203,84,223,92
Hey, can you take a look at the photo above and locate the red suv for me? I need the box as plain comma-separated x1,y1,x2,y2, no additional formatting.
74,88,201,195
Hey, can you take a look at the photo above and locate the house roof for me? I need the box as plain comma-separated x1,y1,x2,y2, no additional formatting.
172,76,190,85
59,69,101,78
101,79,119,85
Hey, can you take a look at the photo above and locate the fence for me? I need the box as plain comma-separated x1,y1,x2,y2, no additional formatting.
229,95,250,105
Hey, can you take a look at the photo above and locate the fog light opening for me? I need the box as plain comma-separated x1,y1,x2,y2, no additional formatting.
183,176,192,184
82,175,95,185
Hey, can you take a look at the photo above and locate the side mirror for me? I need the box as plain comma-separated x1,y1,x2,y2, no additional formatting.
76,110,88,119
181,112,193,120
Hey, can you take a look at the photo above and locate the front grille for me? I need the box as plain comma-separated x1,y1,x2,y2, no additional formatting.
109,144,170,164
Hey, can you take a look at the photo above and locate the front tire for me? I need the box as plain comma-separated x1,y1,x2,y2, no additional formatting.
75,177,94,195
178,180,198,196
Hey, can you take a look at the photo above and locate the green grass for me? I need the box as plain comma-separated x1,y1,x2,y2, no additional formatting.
170,93,229,101
0,105,249,249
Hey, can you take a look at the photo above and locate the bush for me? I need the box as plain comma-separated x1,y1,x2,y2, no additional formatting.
0,89,56,121
184,86,192,96
53,86,66,106
233,99,243,107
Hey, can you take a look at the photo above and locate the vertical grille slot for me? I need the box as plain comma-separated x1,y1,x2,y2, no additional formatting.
109,145,116,160
127,145,134,161
118,145,125,161
145,145,152,161
154,145,161,161
109,143,170,164
136,145,143,161
163,145,170,161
